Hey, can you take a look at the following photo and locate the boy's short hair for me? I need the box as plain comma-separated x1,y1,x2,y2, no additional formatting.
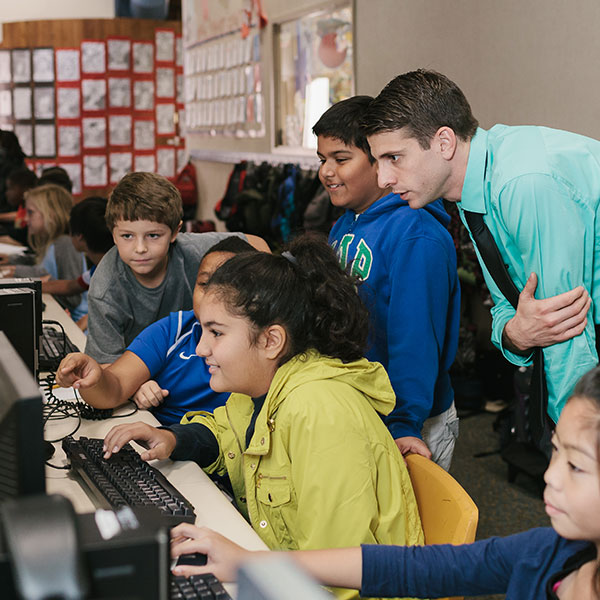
362,69,479,149
38,166,73,192
70,196,114,254
105,172,183,232
7,166,37,190
312,96,375,163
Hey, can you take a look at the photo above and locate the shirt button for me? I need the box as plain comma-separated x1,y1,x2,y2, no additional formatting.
227,452,235,459
240,496,246,503
250,463,256,469
260,437,265,445
259,520,267,528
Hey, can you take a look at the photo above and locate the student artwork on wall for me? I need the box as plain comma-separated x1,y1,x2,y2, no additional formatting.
81,41,106,75
57,87,81,119
133,79,154,111
14,123,32,156
133,42,154,74
0,51,11,84
134,152,155,173
107,38,131,72
13,87,32,120
58,125,81,157
0,90,11,118
156,146,175,178
109,151,132,184
156,102,175,135
34,124,56,157
156,29,175,63
134,119,155,150
56,49,80,82
34,87,55,120
58,160,82,195
11,49,31,84
82,79,107,112
156,67,175,99
32,48,54,83
108,77,131,108
82,116,107,149
83,153,108,187
109,114,132,146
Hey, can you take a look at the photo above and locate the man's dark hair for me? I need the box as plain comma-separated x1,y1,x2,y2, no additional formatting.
70,196,114,254
38,166,73,193
7,166,37,190
363,69,479,149
313,96,375,163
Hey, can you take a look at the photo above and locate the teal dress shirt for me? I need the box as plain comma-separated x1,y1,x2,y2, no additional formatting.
458,125,600,422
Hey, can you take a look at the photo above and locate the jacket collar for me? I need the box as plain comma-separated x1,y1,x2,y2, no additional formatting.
459,127,488,214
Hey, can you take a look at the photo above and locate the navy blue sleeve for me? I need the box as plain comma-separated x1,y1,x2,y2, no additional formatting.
360,529,562,599
167,423,219,467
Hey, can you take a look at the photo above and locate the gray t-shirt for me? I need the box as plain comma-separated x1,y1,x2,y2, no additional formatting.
85,232,243,363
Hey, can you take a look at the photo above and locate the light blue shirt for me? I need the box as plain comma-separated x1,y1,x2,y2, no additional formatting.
458,125,600,422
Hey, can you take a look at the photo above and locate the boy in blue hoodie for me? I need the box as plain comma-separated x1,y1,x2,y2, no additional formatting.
313,96,461,469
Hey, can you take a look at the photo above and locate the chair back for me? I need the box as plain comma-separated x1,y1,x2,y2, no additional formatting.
405,453,479,600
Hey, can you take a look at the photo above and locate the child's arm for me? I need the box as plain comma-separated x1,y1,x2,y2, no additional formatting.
170,525,362,587
42,278,85,296
56,350,152,409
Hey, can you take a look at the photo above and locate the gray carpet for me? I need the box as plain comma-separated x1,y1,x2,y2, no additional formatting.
448,409,549,600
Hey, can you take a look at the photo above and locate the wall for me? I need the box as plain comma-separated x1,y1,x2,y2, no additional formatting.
0,1,114,28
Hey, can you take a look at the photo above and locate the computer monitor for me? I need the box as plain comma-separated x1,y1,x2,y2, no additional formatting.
0,331,46,500
0,278,42,347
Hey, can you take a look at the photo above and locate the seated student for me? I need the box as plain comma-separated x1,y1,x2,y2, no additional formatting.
3,183,87,319
0,166,37,245
37,165,73,193
85,171,269,364
56,237,258,425
169,366,600,600
313,96,461,470
42,196,114,331
83,235,423,600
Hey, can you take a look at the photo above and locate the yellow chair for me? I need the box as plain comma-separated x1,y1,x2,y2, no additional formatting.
404,453,479,600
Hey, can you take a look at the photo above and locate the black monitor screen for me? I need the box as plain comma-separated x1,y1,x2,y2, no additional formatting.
0,331,45,500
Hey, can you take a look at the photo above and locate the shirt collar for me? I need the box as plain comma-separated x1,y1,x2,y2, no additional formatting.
459,127,488,214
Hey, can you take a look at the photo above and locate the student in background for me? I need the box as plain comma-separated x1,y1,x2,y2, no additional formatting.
42,196,113,331
95,235,423,600
56,237,257,425
0,166,37,245
85,171,269,364
313,96,461,470
0,130,26,213
37,165,73,193
170,365,600,600
2,183,86,319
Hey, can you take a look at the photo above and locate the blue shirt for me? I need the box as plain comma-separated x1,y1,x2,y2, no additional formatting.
459,126,600,422
329,193,460,439
127,310,229,425
361,527,592,600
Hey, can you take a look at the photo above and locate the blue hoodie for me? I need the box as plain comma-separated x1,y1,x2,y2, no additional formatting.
329,193,460,440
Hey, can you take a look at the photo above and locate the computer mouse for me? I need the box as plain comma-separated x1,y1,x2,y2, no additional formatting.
176,552,208,567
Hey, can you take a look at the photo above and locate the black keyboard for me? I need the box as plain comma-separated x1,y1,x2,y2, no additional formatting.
171,574,231,600
39,326,79,370
62,436,196,527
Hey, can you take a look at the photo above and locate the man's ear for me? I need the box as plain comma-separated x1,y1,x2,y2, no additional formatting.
260,324,287,361
435,126,458,160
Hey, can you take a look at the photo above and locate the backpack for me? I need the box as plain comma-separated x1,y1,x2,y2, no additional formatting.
171,161,198,220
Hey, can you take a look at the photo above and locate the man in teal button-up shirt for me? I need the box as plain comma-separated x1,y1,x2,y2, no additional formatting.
362,69,595,424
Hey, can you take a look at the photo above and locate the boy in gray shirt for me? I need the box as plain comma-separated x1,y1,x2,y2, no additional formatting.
85,172,267,363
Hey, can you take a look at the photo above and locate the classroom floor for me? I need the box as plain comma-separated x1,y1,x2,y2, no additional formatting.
448,408,549,600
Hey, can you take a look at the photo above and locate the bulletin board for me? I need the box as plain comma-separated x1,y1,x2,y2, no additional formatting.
0,19,185,197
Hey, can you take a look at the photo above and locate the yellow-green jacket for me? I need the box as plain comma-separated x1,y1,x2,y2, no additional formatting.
181,350,423,599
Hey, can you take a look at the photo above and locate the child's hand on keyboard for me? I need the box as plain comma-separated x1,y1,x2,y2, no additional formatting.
102,421,177,461
171,524,256,582
56,352,102,389
132,380,169,409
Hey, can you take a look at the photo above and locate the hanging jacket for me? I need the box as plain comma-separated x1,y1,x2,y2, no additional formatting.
180,350,423,600
329,193,460,440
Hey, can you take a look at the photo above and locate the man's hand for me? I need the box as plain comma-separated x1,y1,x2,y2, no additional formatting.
56,352,102,389
395,436,432,459
132,380,169,409
503,273,591,353
102,422,176,461
170,524,255,582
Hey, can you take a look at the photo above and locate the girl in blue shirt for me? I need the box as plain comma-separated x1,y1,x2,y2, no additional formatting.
170,366,600,600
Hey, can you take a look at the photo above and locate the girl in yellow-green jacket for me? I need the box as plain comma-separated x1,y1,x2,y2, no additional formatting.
103,234,423,599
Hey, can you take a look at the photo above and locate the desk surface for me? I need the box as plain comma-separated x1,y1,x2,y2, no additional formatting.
42,294,268,595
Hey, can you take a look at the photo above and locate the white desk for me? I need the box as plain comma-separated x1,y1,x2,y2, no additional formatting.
41,294,268,594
